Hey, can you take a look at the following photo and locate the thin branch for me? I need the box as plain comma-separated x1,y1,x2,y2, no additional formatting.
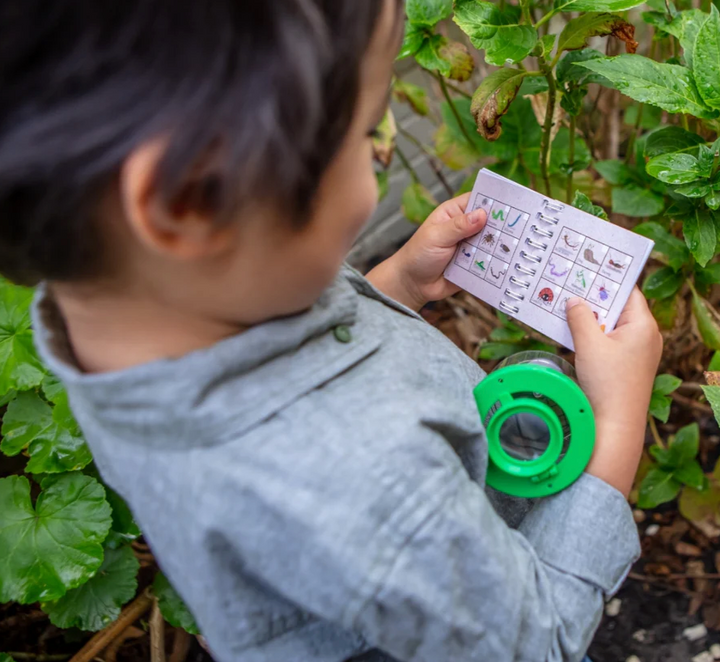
435,74,477,152
169,629,193,662
150,598,167,662
539,58,558,196
566,115,577,203
648,414,665,450
395,145,421,184
444,81,472,99
398,126,454,197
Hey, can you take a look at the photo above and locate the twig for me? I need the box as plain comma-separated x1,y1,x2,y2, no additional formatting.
0,610,47,630
395,145,421,185
539,58,558,196
435,73,477,152
445,81,472,99
169,629,192,662
677,382,705,393
628,573,708,599
566,115,576,203
150,599,166,662
398,126,454,197
69,589,154,662
104,626,145,662
672,391,713,414
648,414,665,450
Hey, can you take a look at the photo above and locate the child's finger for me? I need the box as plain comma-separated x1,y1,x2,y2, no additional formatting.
615,288,652,328
566,298,604,353
427,208,486,248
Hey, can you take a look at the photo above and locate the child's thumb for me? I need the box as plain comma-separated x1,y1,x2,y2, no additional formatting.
566,298,603,352
434,209,487,248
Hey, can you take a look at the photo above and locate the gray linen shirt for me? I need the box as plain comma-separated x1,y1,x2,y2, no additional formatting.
33,266,640,662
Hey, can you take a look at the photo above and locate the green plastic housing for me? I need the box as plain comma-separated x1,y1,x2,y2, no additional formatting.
474,362,595,498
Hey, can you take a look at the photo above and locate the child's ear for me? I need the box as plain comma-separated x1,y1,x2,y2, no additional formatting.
120,139,234,259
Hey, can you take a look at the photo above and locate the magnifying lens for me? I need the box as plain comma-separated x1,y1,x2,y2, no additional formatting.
474,351,595,498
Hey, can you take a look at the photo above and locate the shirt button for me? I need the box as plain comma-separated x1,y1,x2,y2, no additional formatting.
333,325,353,343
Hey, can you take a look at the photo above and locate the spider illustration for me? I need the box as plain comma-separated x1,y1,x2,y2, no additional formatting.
482,232,496,246
538,287,554,303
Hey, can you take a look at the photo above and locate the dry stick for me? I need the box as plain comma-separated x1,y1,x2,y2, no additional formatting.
398,126,454,197
628,572,715,599
648,414,666,450
169,629,193,662
150,599,167,662
69,589,153,662
104,626,146,662
672,391,713,414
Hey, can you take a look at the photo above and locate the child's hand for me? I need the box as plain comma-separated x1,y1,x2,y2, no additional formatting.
366,193,486,311
566,290,663,497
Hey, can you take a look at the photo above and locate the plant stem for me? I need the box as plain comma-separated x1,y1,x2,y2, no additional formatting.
535,10,557,29
682,114,690,131
566,115,576,203
626,103,645,165
445,81,472,99
648,414,666,450
519,0,534,26
539,59,558,196
395,145,421,184
436,74,477,153
398,126,454,197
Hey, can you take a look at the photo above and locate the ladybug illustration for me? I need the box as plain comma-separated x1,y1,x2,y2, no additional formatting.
538,287,554,303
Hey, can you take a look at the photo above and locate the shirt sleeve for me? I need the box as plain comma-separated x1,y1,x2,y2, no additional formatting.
212,426,640,662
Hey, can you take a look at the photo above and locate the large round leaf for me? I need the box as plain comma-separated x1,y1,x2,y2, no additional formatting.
0,474,112,603
42,545,139,631
154,572,200,635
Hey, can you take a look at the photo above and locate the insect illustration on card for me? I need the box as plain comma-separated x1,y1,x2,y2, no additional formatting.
608,259,626,270
597,281,610,302
481,232,496,247
563,234,580,249
499,242,512,254
549,261,569,278
490,266,506,280
583,246,602,266
474,260,486,272
462,247,472,258
574,269,587,289
538,287,554,304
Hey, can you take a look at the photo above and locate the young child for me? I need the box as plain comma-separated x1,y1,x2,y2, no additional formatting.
3,1,662,660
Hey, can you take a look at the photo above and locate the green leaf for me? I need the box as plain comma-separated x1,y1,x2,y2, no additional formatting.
536,34,557,59
572,191,608,219
649,392,672,422
643,9,707,69
471,68,527,140
557,13,635,53
439,40,475,82
479,342,520,360
402,183,438,224
674,460,707,489
624,103,663,129
398,23,427,60
435,125,479,170
696,262,720,293
644,126,706,158
679,482,720,524
154,572,200,635
652,294,679,329
42,545,139,631
0,655,15,662
490,326,526,342
710,352,720,370
647,153,703,184
440,98,487,155
0,474,112,603
654,374,683,395
643,266,685,299
702,384,720,426
693,6,720,109
1,391,92,474
611,186,665,217
705,190,720,210
638,467,682,508
634,222,690,270
406,0,453,27
675,182,712,197
554,0,645,11
683,208,717,266
41,374,65,404
692,288,720,350
557,49,608,86
595,159,636,185
523,127,591,177
671,423,701,465
376,171,389,202
0,280,45,397
415,34,452,77
393,80,429,116
578,55,718,118
453,0,538,66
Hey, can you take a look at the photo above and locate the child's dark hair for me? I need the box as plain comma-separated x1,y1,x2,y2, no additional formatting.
0,0,401,285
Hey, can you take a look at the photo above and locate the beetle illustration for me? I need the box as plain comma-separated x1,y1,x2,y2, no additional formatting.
538,287,554,303
598,283,610,302
500,242,511,253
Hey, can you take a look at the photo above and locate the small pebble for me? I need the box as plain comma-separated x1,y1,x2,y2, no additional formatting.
632,629,647,642
633,509,646,523
692,653,713,662
645,524,660,536
710,643,720,659
626,656,641,662
605,598,622,617
684,623,708,642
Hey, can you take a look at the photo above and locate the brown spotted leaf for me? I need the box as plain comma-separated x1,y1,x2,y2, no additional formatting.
371,109,397,169
438,40,475,82
705,371,720,386
471,69,527,141
557,13,637,54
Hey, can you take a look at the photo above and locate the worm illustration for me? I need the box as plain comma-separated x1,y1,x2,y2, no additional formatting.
549,262,569,278
563,234,580,249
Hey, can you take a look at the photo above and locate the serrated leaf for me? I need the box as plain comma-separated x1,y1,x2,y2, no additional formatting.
644,126,706,158
693,288,720,350
654,373,683,395
674,461,707,489
643,266,684,299
154,572,200,635
638,467,682,508
479,342,519,360
683,208,717,267
371,109,396,168
557,49,609,85
647,153,703,184
415,34,452,77
406,0,453,27
572,191,608,219
595,160,636,185
393,80,429,116
554,0,645,11
612,186,665,218
42,545,139,631
453,0,538,66
642,9,707,69
702,384,720,426
0,474,112,603
439,40,475,82
693,6,720,109
471,68,527,141
557,13,637,54
634,222,689,269
0,280,45,397
402,183,437,224
1,391,92,474
578,55,718,119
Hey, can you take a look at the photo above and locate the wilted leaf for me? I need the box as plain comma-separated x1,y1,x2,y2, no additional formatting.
638,467,682,508
154,572,200,635
471,68,527,140
406,0,453,27
402,183,438,224
634,222,689,270
557,13,637,54
439,40,475,82
692,287,720,350
693,6,720,109
682,208,717,267
42,545,139,631
393,80,429,116
643,267,684,300
679,482,720,526
578,55,718,119
371,109,397,168
0,474,112,604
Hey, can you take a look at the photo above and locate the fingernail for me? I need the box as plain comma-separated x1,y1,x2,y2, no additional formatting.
469,209,485,225
565,297,584,311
